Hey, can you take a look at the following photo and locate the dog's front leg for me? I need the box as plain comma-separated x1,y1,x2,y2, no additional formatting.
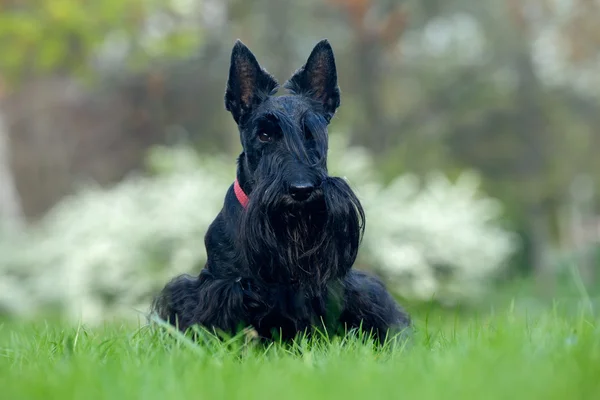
339,270,412,345
151,270,250,335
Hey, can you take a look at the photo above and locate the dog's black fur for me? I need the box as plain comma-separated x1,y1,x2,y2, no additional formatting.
151,39,411,344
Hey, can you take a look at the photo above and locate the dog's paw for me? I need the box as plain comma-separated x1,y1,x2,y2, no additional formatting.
240,327,260,357
243,327,260,344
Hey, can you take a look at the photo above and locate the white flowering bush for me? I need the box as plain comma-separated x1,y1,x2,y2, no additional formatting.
327,136,519,305
0,146,232,323
0,135,518,323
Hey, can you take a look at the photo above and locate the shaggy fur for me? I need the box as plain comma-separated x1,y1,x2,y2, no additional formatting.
151,39,411,344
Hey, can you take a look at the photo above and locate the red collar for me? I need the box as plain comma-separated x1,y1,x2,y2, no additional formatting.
233,179,249,209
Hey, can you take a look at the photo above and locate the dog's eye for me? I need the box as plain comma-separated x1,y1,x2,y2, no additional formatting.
257,132,272,143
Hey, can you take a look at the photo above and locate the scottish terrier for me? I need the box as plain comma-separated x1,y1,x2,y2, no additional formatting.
151,39,411,344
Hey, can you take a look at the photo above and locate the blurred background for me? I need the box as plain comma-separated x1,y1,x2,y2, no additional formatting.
0,0,599,325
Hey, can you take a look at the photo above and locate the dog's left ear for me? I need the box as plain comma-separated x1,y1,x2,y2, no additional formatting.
284,39,341,121
225,40,279,124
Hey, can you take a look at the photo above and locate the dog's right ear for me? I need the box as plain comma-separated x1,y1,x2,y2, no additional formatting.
225,40,279,124
284,39,340,122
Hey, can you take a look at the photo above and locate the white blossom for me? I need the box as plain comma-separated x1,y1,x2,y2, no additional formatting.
0,138,518,322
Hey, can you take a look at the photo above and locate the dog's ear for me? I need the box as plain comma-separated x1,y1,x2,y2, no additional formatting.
225,40,279,124
284,39,340,121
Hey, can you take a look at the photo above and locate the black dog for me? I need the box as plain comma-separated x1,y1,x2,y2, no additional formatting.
151,39,411,344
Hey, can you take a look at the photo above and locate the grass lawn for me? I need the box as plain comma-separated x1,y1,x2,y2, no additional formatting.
1,305,599,400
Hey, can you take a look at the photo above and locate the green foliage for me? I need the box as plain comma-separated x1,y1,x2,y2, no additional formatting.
0,0,203,84
1,306,599,399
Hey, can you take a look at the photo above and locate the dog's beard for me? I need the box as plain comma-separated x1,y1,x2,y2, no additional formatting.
236,176,365,291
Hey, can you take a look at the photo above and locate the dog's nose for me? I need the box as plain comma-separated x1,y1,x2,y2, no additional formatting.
289,182,315,201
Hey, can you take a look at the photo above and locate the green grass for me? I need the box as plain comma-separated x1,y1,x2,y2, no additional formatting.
1,306,599,400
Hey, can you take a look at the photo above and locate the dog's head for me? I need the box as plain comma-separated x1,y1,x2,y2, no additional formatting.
224,39,364,287
225,39,340,203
